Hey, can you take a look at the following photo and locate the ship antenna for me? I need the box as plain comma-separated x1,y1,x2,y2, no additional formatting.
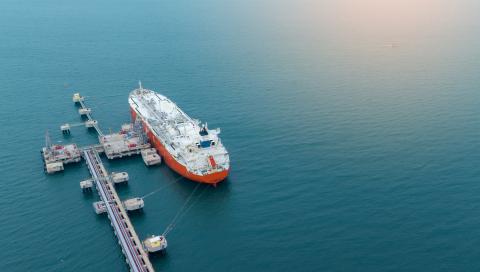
138,80,143,90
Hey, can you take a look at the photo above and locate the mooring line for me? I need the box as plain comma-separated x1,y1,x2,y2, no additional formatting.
141,176,184,199
163,183,202,236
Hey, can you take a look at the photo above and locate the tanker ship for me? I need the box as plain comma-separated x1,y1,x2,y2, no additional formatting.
128,83,230,185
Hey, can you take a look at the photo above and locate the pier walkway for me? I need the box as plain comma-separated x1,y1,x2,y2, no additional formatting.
78,99,104,136
83,147,154,272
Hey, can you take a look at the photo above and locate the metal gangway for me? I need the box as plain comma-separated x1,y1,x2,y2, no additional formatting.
83,148,154,272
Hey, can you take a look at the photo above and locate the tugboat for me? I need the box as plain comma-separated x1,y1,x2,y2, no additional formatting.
143,235,168,254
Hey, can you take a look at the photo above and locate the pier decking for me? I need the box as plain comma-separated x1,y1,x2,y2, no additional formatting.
83,147,154,272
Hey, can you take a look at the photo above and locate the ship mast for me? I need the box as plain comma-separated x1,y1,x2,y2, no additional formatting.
138,80,143,90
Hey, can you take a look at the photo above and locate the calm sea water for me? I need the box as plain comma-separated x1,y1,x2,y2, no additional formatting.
1,0,480,271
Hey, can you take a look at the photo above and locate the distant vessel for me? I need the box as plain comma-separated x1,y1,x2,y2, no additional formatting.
129,83,230,185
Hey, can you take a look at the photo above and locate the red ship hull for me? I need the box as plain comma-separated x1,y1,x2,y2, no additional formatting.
131,107,229,185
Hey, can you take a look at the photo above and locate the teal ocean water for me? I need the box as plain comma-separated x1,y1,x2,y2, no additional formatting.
1,0,480,271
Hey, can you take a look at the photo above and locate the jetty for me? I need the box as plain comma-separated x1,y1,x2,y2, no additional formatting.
70,93,103,136
84,148,153,272
45,93,157,174
41,93,164,271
